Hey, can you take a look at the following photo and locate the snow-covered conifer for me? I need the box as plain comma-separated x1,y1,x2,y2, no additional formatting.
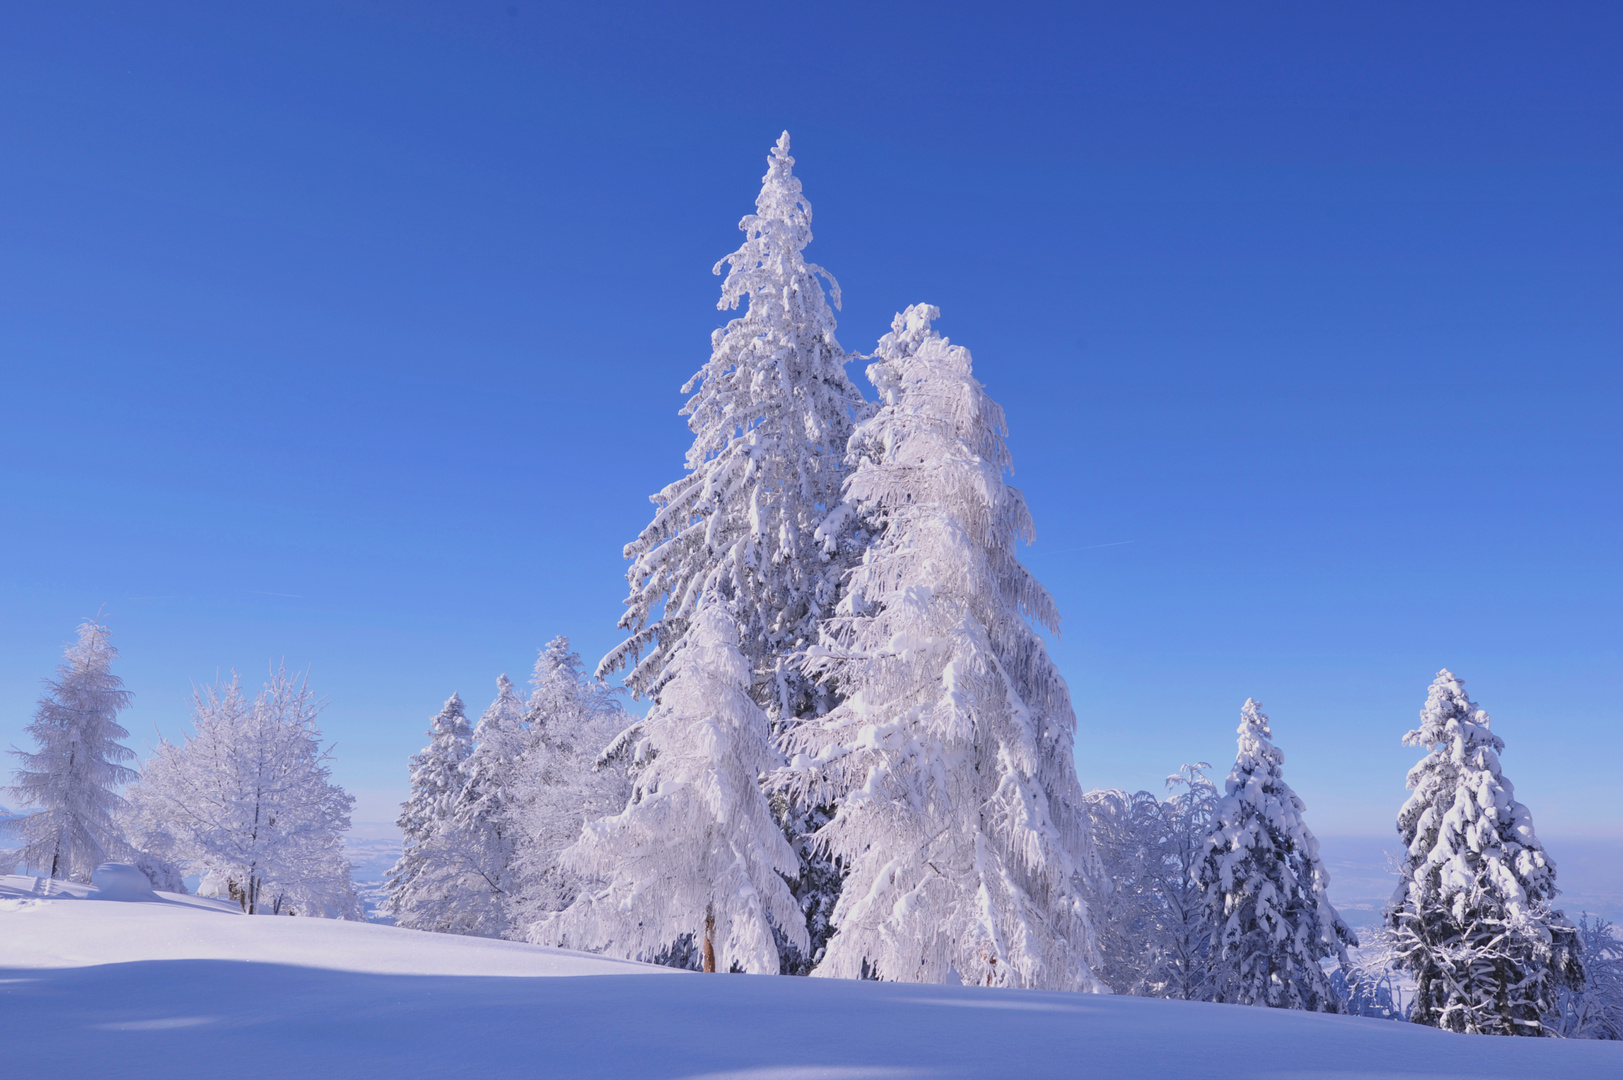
598,133,864,969
428,674,528,937
1196,699,1355,1011
509,637,632,932
541,605,807,973
5,619,136,882
1384,670,1581,1035
386,693,474,929
788,305,1100,991
599,132,865,720
123,666,359,917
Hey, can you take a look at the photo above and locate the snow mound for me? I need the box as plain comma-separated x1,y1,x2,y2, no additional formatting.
90,863,157,900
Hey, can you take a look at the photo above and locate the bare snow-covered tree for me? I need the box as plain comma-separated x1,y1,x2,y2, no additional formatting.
5,618,136,882
1552,915,1623,1040
1384,669,1581,1035
509,637,633,933
386,692,474,930
788,305,1101,991
1196,699,1355,1012
123,667,359,918
1086,764,1218,998
541,605,807,973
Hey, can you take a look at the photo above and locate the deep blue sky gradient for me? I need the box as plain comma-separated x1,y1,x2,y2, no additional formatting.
2,2,1619,834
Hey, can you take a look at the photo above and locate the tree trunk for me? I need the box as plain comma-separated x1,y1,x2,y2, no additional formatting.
702,904,717,973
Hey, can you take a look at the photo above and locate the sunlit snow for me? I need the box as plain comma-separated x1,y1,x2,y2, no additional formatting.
3,874,1618,1079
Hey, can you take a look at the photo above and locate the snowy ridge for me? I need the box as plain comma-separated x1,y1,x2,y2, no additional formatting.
2,881,1619,1078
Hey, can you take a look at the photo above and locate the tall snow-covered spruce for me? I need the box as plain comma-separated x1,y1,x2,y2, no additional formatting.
1196,699,1354,1011
540,605,808,973
1384,670,1581,1035
594,132,864,967
386,693,475,930
787,305,1101,991
5,618,136,882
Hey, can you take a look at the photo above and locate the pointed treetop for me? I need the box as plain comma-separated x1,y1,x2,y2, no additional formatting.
1407,668,1502,753
63,617,119,671
429,693,466,734
713,130,837,308
1237,697,1272,741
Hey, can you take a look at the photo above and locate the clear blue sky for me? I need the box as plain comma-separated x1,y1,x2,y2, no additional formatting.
2,2,1618,836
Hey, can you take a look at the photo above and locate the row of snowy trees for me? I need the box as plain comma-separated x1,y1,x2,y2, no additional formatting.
381,132,1621,1036
3,618,360,917
386,639,630,939
1088,674,1622,1038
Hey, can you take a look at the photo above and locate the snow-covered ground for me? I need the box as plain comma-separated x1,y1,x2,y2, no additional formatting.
3,874,1619,1079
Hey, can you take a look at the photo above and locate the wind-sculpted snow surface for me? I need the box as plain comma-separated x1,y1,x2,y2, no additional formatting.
2,876,1620,1079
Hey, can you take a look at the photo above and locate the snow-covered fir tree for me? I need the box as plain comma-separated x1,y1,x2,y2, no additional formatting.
386,692,474,930
5,618,137,882
509,637,632,934
123,667,359,917
1384,669,1581,1035
788,305,1101,991
1196,699,1355,1011
1552,915,1623,1040
599,131,865,715
597,132,865,968
1086,764,1218,998
429,674,528,937
541,604,807,973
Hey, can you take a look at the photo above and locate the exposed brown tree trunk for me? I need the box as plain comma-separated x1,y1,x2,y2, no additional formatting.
702,904,717,973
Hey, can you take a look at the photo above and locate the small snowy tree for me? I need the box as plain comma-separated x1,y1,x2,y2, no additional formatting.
1087,764,1218,998
1384,669,1581,1035
788,305,1101,991
427,674,529,937
386,693,474,929
123,667,359,918
541,604,807,973
509,637,633,932
1552,915,1623,1040
1197,699,1355,1012
5,618,136,882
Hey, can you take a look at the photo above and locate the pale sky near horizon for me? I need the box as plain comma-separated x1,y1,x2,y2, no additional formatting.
2,2,1619,838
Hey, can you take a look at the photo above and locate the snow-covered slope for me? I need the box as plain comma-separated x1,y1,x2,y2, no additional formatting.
2,875,1619,1079
0,874,656,976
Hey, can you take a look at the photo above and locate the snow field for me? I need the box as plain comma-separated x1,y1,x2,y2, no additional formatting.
0,876,659,977
2,880,1619,1079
